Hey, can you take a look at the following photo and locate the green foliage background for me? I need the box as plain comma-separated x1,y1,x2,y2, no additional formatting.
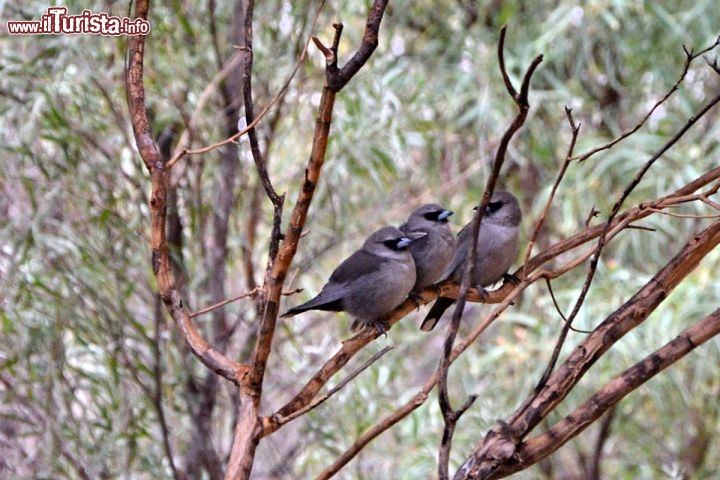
2,1,719,478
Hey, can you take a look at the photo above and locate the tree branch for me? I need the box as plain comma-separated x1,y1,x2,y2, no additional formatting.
456,220,720,479
261,163,720,442
126,0,245,384
240,0,286,268
494,306,720,478
522,106,579,276
437,26,543,479
570,35,720,163
225,3,390,478
531,85,720,397
325,1,389,92
273,346,393,428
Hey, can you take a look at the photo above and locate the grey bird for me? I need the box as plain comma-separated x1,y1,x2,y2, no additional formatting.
399,204,456,290
420,191,521,331
281,226,425,332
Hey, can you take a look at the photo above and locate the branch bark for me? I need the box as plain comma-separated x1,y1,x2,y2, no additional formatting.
437,26,543,480
126,0,245,383
455,220,720,479
262,162,720,440
225,3,389,478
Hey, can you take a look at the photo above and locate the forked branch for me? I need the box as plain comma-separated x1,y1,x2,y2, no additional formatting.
437,26,543,479
126,0,245,384
456,219,720,479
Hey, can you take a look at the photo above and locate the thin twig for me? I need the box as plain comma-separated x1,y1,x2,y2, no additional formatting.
497,27,516,99
189,288,261,318
166,0,328,169
545,278,591,334
274,346,393,427
700,194,720,210
645,208,720,219
324,1,388,92
240,0,287,275
571,36,720,163
584,206,601,228
534,86,720,394
522,106,579,277
165,50,244,172
437,26,543,480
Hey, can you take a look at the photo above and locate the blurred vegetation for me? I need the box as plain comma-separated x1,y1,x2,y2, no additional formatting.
2,0,719,479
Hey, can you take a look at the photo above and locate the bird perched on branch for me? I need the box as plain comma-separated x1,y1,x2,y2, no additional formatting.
420,191,521,332
399,203,456,290
281,226,426,332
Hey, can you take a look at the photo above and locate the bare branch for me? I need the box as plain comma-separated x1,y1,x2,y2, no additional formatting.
225,3,390,478
544,278,591,334
325,2,389,92
126,0,244,384
497,27,516,99
456,220,720,479
125,0,161,174
240,0,285,254
164,50,244,171
436,27,543,479
522,106,579,276
273,346,393,427
645,208,720,219
571,36,720,162
189,288,261,318
497,307,720,478
534,86,720,395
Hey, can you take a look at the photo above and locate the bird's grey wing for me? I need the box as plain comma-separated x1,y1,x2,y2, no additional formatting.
439,223,472,282
281,253,379,317
281,250,387,318
327,250,384,285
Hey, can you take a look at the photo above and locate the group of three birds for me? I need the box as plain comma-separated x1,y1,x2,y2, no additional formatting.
281,192,522,332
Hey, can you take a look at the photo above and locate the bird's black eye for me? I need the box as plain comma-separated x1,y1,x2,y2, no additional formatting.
384,236,415,249
384,239,402,250
423,211,442,221
486,201,503,214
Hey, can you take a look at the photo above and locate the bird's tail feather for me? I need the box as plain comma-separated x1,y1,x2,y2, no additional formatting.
419,297,454,331
280,296,343,318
